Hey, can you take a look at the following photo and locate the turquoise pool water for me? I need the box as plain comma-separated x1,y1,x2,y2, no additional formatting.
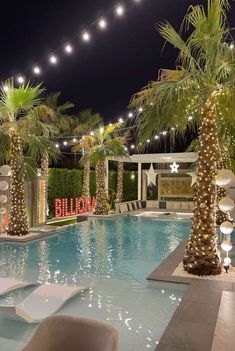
0,217,191,350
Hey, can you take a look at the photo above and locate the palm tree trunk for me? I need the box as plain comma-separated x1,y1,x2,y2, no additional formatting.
95,161,108,215
116,162,124,203
183,103,221,276
7,130,29,236
82,160,90,197
41,153,49,221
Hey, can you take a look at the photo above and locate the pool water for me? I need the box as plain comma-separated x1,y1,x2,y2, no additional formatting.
0,217,191,350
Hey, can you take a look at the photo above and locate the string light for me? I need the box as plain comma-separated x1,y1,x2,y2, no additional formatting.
63,141,68,146
229,42,234,49
55,143,59,148
49,55,58,64
115,5,125,16
118,117,124,124
98,18,107,29
90,131,94,136
82,31,91,42
33,66,41,75
17,76,24,84
3,86,9,92
72,138,77,143
3,1,146,85
154,135,159,140
138,107,143,113
131,144,135,149
128,112,133,118
65,44,73,53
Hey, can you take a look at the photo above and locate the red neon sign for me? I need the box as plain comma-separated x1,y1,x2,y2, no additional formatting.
55,196,96,218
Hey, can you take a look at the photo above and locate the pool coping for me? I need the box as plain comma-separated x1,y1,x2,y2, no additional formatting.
150,241,235,351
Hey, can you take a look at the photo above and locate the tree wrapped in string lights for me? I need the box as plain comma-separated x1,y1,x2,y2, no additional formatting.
131,0,235,275
72,109,103,197
82,125,128,215
0,81,59,236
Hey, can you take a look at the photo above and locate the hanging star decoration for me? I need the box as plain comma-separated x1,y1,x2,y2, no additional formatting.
170,162,179,173
146,164,157,186
187,172,197,187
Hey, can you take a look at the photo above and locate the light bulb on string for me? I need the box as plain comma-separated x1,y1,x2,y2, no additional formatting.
131,144,135,149
63,141,68,146
98,18,107,29
17,76,24,84
72,138,77,143
82,31,91,42
115,5,125,16
65,44,73,53
55,144,59,148
49,55,58,64
3,86,9,92
154,135,159,140
128,112,133,118
33,66,41,75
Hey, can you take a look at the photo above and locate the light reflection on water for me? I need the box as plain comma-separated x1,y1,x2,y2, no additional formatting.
0,217,190,350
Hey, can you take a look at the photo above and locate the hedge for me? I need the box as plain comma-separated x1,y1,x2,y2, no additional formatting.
48,168,138,215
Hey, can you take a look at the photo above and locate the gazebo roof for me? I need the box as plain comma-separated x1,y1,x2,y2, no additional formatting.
107,152,198,164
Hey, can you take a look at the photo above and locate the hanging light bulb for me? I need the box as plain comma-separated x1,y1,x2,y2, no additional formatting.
33,66,41,75
63,141,68,146
98,18,107,29
138,107,143,113
147,139,150,143
49,55,58,64
229,42,234,49
131,144,135,149
17,76,24,84
3,86,9,92
155,135,159,140
115,5,125,16
118,117,124,124
82,31,91,42
65,44,73,53
128,112,133,118
162,131,167,136
100,127,104,134
72,138,77,143
55,143,59,148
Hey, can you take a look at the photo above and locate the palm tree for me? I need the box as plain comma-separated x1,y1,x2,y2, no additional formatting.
115,130,130,203
131,0,235,275
42,92,74,177
72,135,95,197
82,125,128,215
0,81,59,236
72,109,103,197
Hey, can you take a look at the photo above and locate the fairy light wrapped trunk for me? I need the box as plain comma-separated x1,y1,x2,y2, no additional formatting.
116,162,124,203
7,130,29,236
82,160,90,197
183,103,221,275
95,161,108,215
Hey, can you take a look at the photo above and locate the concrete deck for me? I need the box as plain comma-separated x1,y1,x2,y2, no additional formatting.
149,242,235,351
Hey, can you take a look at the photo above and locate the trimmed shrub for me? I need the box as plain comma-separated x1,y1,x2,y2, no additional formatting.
48,168,138,215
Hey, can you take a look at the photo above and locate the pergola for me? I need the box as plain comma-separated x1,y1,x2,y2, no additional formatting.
106,152,198,201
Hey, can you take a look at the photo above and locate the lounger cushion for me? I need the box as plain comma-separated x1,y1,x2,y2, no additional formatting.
23,315,119,351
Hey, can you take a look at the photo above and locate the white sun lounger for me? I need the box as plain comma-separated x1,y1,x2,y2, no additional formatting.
0,277,33,296
0,284,85,323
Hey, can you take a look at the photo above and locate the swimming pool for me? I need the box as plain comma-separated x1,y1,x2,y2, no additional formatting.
0,216,191,350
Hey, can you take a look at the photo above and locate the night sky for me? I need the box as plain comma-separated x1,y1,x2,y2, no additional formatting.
2,0,234,124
